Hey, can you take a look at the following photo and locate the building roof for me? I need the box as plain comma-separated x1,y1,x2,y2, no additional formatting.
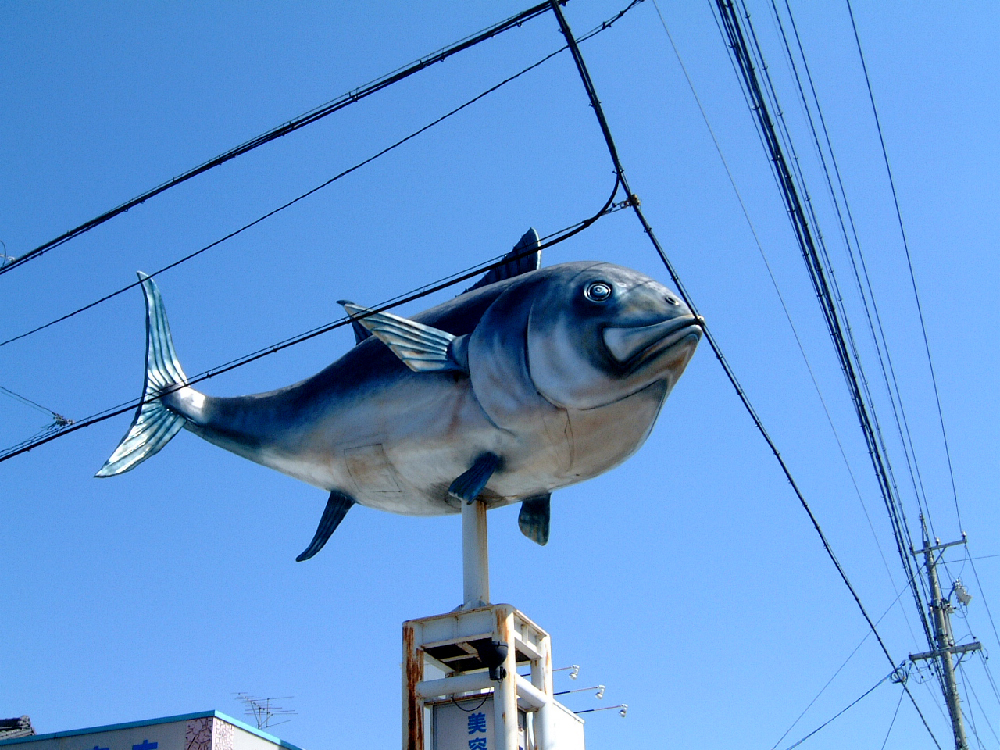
0,711,301,750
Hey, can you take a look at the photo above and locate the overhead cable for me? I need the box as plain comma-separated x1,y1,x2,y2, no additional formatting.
549,1,940,745
977,651,1000,709
725,0,972,709
844,0,963,535
650,0,907,619
768,588,908,750
0,0,558,278
732,0,952,702
879,688,905,750
0,179,625,464
762,0,940,658
956,673,986,750
781,669,896,750
961,664,999,745
713,0,938,664
1,43,562,349
0,0,640,352
554,0,896,673
766,0,935,536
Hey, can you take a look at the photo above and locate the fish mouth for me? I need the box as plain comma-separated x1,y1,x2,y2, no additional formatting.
603,315,704,371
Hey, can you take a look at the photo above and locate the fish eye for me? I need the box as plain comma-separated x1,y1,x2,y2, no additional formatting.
584,281,613,303
666,296,679,305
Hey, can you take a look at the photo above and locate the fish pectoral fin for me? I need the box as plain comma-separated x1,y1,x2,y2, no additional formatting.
518,494,551,546
448,453,502,504
339,301,467,374
296,490,356,562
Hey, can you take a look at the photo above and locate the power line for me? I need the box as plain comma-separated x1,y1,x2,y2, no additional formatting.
0,0,640,352
977,651,1000,709
721,0,960,721
766,0,936,540
1,43,561,349
781,669,896,750
879,688,905,750
769,588,909,750
713,0,939,667
0,180,626,464
650,0,911,638
762,0,943,658
550,1,941,744
960,663,999,746
0,5,962,741
565,0,891,670
0,0,556,278
758,2,995,734
844,0,963,536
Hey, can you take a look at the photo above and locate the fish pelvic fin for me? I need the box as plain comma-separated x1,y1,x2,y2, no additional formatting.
95,272,190,477
518,493,551,546
339,301,468,373
296,491,356,561
448,452,502,504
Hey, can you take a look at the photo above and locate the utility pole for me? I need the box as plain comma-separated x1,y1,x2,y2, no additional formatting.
909,516,980,750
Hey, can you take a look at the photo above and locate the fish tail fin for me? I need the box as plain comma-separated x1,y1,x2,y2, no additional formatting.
96,272,189,477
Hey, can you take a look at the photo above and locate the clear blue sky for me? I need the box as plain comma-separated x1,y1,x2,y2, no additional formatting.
2,2,997,749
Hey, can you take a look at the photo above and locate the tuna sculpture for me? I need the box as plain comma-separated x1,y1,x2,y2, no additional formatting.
98,230,703,560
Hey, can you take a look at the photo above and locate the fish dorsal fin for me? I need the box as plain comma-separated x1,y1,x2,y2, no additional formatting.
340,301,468,373
467,228,541,292
351,319,372,345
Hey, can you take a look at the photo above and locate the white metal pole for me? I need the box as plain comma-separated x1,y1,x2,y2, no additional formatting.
462,498,489,609
532,633,554,750
494,609,519,750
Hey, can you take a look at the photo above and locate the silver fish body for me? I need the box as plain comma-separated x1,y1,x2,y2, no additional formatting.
99,236,702,556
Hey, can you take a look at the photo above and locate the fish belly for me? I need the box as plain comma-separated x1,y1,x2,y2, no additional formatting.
339,382,574,516
199,375,580,516
562,380,669,483
327,380,511,515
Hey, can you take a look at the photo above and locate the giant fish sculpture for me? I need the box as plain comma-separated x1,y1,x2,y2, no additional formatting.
98,230,702,560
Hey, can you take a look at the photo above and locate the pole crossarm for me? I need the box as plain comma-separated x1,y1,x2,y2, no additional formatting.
910,642,982,663
911,535,967,557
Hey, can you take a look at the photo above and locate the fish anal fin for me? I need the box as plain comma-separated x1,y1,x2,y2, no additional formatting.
518,493,551,546
448,453,502,504
296,490,356,562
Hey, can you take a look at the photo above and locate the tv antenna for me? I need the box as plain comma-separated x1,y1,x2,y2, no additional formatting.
233,694,297,730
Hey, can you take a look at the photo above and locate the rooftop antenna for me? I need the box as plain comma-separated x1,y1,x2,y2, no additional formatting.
233,694,296,730
0,239,14,269
0,385,71,429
